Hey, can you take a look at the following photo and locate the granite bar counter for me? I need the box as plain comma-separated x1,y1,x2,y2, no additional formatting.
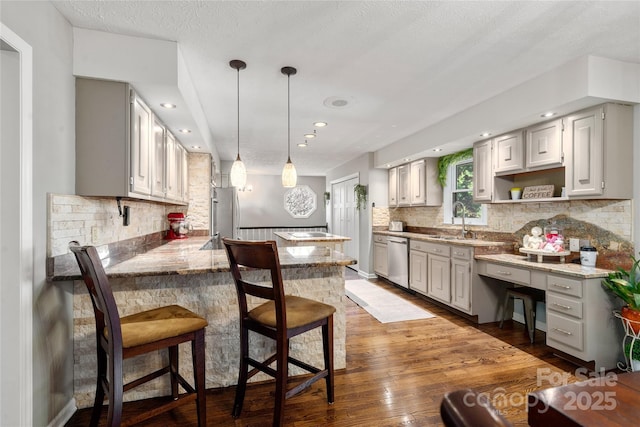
51,237,356,408
274,231,351,252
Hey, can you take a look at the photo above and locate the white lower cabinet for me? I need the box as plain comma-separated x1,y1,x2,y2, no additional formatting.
451,248,472,312
409,245,428,294
373,235,388,278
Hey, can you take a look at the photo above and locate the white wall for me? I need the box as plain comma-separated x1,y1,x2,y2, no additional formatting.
1,2,76,425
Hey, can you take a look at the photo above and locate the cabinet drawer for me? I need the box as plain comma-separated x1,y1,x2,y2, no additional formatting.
485,263,530,285
547,275,583,298
423,242,450,257
410,239,428,252
547,294,583,320
451,247,472,261
373,235,387,244
547,312,584,351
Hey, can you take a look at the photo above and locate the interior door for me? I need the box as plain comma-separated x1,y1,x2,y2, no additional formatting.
331,176,359,270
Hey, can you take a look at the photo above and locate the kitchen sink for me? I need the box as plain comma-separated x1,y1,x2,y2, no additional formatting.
290,232,329,238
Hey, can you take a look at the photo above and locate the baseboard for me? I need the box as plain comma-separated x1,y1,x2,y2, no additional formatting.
48,398,76,427
358,270,377,279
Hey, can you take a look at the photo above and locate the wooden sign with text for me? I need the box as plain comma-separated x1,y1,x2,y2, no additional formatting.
522,185,554,199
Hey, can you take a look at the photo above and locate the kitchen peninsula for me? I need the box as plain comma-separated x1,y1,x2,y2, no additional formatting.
274,231,351,252
51,237,356,408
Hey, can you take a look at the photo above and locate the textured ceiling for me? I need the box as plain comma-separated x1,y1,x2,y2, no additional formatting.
51,1,640,176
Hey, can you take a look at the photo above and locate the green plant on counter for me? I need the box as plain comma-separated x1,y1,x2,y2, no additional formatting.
602,253,640,310
354,184,367,211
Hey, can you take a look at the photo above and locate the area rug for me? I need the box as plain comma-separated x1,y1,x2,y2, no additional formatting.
345,279,436,323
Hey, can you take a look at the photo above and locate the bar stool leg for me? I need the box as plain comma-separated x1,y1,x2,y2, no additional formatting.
522,296,536,343
499,291,511,329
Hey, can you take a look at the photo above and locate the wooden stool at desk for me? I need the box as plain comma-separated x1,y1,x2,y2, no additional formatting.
70,243,208,427
500,286,545,343
223,238,336,427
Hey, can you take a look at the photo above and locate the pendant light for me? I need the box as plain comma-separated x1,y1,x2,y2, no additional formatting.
229,60,247,188
281,66,297,188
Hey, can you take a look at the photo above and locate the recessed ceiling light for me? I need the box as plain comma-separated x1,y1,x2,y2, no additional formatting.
304,133,316,139
191,145,201,149
314,122,327,127
404,158,410,162
480,132,491,137
179,128,192,134
541,112,556,118
160,103,176,109
323,97,351,109
433,148,442,152
298,140,308,148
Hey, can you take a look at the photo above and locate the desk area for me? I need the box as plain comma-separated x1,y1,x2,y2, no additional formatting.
475,254,622,370
528,371,640,426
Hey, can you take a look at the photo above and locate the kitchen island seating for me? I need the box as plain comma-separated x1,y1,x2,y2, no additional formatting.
69,243,207,427
440,388,513,427
223,238,336,426
499,286,546,344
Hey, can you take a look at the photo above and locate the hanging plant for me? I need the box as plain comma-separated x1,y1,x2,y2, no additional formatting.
324,191,331,203
353,184,367,211
437,148,473,187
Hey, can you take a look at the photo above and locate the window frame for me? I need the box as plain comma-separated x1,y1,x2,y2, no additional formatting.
443,158,487,226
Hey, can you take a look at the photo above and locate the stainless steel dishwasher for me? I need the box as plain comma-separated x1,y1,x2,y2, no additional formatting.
387,236,409,288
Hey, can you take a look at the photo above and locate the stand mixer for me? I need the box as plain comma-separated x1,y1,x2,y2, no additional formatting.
166,212,191,239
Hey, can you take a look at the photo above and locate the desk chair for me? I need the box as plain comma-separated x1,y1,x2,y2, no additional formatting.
441,389,513,427
223,238,336,426
500,286,545,343
70,243,207,427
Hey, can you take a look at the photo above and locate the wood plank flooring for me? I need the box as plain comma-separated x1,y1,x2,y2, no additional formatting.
65,269,584,426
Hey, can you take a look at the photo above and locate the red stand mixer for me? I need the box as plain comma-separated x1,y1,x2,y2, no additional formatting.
166,212,191,239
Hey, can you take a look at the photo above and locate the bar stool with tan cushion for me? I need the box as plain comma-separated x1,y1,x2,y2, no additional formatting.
70,243,208,427
223,238,336,426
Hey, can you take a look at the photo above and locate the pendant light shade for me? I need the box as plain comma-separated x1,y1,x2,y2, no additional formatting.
281,66,297,188
229,60,247,189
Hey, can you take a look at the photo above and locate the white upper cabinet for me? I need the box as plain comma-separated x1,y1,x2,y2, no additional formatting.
493,131,524,174
165,130,180,201
388,167,398,206
397,164,411,206
472,139,493,202
564,103,632,199
525,119,563,170
75,78,188,205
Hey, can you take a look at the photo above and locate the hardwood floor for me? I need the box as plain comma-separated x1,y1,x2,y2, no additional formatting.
66,269,582,426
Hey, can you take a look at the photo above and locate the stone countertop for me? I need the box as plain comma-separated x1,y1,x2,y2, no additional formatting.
373,230,513,248
475,253,613,279
52,237,356,281
274,231,351,243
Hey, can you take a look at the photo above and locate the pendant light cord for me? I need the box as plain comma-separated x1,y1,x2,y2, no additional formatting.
287,73,291,160
237,66,240,159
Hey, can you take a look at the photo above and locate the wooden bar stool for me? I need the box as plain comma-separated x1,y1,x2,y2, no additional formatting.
70,243,208,427
499,286,545,343
223,238,336,427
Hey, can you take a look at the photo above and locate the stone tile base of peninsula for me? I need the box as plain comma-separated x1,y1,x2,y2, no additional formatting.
72,266,346,408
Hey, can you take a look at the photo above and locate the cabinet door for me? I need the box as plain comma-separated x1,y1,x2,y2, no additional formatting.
525,119,563,170
397,164,410,206
165,131,180,201
388,167,398,206
374,243,389,277
409,250,427,295
428,254,450,303
494,131,524,174
130,96,153,195
564,107,604,197
179,144,189,202
451,258,471,312
472,139,492,202
410,160,426,205
151,117,166,198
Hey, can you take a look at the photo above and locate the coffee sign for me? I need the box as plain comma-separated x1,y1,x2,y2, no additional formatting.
522,185,554,199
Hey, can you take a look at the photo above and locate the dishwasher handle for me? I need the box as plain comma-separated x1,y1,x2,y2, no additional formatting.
387,238,407,244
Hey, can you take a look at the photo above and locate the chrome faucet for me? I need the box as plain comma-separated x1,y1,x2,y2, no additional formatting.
452,201,467,239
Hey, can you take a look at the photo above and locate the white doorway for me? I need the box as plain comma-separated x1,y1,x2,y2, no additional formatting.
331,174,359,270
1,23,34,426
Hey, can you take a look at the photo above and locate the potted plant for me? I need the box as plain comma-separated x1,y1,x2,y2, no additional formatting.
353,184,367,211
624,340,640,371
601,253,640,334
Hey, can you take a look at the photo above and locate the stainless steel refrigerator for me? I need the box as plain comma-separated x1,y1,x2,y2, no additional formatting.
211,187,239,248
